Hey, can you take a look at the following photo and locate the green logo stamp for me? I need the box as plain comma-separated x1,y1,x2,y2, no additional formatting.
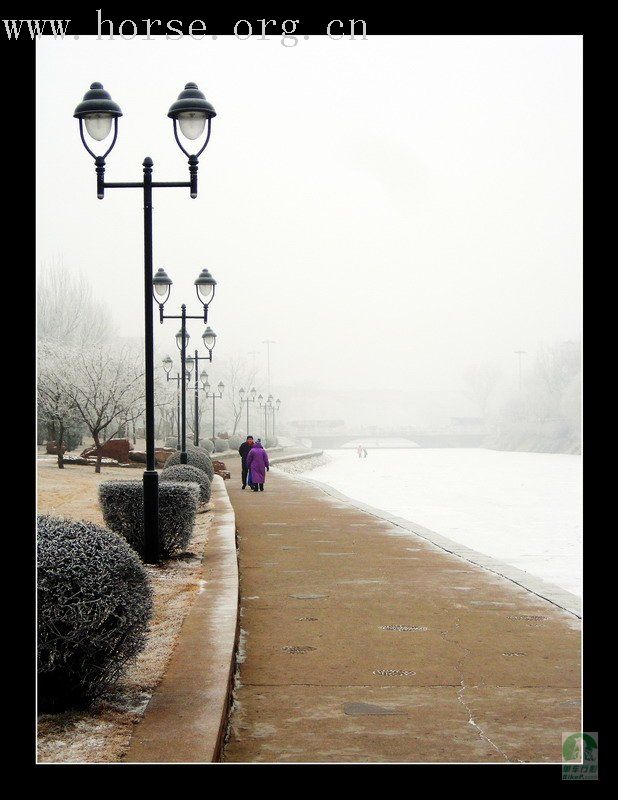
562,732,598,781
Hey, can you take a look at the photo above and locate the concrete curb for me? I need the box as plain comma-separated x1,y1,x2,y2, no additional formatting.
298,477,581,619
123,476,239,763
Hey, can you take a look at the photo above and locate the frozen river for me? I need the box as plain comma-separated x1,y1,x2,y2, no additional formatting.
302,449,582,598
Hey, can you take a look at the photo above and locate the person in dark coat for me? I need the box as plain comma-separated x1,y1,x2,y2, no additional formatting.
246,441,270,492
238,435,255,489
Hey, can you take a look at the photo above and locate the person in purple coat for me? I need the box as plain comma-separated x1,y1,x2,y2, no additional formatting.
246,440,270,492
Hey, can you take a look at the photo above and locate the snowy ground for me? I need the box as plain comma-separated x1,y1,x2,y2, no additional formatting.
303,449,582,598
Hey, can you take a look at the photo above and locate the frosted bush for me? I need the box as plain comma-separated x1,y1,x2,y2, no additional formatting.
160,464,211,504
198,439,214,453
164,447,214,479
37,515,153,710
99,480,199,559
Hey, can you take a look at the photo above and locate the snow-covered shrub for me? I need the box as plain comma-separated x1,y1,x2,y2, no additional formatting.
160,464,211,504
99,480,199,559
199,438,214,453
265,436,278,448
228,436,243,450
164,448,214,479
37,515,152,711
213,437,228,453
165,436,179,449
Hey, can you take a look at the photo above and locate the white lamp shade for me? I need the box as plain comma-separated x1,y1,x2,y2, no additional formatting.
176,329,190,349
197,283,214,302
84,113,113,141
178,111,207,140
203,328,216,349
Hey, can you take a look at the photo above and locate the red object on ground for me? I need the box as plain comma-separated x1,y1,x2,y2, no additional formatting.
212,460,230,480
81,438,133,464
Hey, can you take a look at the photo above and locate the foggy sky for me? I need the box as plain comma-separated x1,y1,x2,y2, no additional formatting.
36,34,582,427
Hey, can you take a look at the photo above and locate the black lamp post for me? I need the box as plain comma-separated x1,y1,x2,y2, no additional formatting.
189,353,215,447
239,387,258,435
162,356,191,450
272,398,282,439
75,81,216,564
202,378,225,445
154,268,217,463
258,394,271,441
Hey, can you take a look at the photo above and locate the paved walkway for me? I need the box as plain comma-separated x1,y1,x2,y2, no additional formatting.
222,456,580,763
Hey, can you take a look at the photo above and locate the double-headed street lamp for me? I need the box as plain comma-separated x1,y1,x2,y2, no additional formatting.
162,356,191,450
272,398,282,439
75,80,216,564
202,378,225,445
239,386,257,435
153,267,217,463
259,394,272,440
188,357,212,447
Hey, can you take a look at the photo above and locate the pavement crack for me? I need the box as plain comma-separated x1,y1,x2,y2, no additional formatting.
439,621,517,763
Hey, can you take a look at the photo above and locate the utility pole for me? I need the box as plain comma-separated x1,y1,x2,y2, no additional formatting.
247,350,259,375
514,350,526,391
262,339,276,396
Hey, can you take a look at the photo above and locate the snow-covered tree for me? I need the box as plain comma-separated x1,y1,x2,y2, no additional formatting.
69,344,145,472
37,343,79,469
37,258,113,347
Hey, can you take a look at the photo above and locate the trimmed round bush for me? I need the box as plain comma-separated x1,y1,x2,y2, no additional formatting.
164,447,214,479
165,447,214,478
265,436,279,448
37,515,153,711
99,480,200,559
228,435,243,450
198,438,214,453
213,437,228,453
160,464,211,504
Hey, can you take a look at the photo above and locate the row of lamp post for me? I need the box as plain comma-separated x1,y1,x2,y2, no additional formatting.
75,80,217,564
153,266,219,464
239,388,281,440
163,353,225,449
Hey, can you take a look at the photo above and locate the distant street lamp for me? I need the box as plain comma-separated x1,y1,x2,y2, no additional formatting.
190,351,215,447
153,267,217,463
162,356,191,450
272,398,282,439
74,80,216,564
239,386,258,435
259,394,273,441
202,379,225,445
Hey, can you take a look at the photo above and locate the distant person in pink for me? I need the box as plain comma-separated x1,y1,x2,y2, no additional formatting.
246,440,270,492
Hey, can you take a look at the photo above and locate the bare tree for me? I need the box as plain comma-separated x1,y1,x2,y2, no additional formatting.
219,355,260,435
154,373,177,443
69,344,145,473
37,344,79,469
37,258,113,347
